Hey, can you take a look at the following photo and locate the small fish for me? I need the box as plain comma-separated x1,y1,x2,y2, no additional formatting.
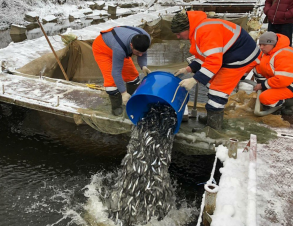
151,157,157,166
128,181,133,190
161,160,167,166
145,137,153,145
154,175,162,182
127,197,133,205
145,181,151,190
136,190,140,197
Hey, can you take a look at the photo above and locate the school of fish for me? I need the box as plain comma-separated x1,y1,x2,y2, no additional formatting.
103,103,177,225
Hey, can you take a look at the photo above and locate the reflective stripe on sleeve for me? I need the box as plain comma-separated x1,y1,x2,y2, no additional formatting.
199,67,214,78
274,71,293,78
203,47,223,57
264,80,271,89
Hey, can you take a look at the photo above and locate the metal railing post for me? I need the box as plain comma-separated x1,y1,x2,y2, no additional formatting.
228,138,238,159
190,82,198,118
203,183,219,226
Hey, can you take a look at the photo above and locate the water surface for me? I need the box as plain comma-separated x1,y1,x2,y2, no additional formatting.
0,103,218,226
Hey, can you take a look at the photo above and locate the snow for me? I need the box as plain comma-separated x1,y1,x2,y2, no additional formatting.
26,12,39,18
69,11,87,19
1,0,292,225
42,15,57,22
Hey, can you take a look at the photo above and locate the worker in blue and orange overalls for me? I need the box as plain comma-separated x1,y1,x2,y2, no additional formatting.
253,31,293,108
170,11,261,130
92,26,151,116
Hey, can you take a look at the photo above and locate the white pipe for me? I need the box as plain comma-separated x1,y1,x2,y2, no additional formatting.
254,90,282,116
246,134,257,226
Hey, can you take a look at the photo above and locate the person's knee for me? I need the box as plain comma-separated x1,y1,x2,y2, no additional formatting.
259,92,277,106
259,92,269,105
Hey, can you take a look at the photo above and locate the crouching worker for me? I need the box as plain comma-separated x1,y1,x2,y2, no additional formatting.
170,11,261,130
92,26,151,116
253,31,293,109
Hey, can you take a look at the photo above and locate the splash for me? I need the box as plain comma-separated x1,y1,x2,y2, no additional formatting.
106,104,177,225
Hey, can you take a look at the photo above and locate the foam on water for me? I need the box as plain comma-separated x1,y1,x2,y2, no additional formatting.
82,172,197,226
81,104,198,225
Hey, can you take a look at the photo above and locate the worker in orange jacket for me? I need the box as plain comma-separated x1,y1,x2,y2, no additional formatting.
92,26,151,116
253,32,293,108
171,11,261,130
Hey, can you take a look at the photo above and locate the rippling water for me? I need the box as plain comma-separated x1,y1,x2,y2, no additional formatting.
0,102,218,226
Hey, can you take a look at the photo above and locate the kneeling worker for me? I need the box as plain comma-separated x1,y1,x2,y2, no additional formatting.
170,11,260,130
253,31,293,108
92,26,151,116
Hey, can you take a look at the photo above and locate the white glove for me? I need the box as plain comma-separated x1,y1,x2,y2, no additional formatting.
179,78,197,91
121,92,131,105
174,66,191,76
142,66,151,76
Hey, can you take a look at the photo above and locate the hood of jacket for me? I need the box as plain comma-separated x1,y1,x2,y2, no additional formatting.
187,11,207,40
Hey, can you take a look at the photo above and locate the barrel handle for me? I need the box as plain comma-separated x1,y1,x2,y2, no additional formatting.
178,93,189,112
171,86,180,103
171,85,189,112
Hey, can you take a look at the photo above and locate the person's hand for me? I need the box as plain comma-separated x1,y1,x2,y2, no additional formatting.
179,78,197,91
174,66,191,76
121,92,131,105
253,83,262,91
142,66,151,76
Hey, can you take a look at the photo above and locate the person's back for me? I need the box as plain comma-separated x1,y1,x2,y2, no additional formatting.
92,26,151,116
264,0,293,46
170,11,261,130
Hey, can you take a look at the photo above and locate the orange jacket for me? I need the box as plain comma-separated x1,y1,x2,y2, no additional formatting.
254,33,293,90
187,11,260,86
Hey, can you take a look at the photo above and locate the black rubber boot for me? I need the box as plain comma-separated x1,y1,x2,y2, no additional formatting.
126,82,139,95
192,110,223,132
198,114,207,124
108,93,123,116
206,110,224,130
284,98,293,107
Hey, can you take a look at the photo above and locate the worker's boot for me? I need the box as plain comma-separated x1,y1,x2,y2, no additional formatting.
126,83,139,95
206,110,224,130
192,110,223,132
198,114,207,124
126,78,140,95
108,93,123,116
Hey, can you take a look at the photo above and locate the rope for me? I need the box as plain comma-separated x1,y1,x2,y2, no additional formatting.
171,85,189,112
178,92,189,112
171,85,180,103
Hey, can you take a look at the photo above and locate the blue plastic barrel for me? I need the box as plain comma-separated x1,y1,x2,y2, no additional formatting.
126,71,189,134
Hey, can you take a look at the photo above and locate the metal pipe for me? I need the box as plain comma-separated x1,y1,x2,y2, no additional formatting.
254,90,282,116
190,82,198,118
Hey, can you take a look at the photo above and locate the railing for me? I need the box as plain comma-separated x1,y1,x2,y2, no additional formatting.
198,134,257,226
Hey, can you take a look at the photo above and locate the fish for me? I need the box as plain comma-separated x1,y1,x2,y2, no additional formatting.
105,103,177,225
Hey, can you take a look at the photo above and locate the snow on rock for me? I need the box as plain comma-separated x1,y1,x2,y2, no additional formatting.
42,15,57,23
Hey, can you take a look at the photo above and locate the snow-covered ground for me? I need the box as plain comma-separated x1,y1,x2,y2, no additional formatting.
1,0,292,226
209,129,293,226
